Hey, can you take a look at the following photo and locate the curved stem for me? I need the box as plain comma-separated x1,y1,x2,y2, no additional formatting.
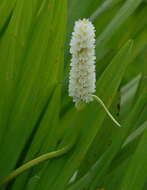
0,143,73,186
92,95,121,127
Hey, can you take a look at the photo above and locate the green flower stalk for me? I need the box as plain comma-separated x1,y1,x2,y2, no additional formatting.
0,143,74,186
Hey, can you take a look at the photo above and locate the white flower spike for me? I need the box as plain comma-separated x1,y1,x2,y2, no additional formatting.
69,18,96,107
69,18,121,127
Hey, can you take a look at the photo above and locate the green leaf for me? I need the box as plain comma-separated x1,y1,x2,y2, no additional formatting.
120,124,147,190
106,121,147,178
0,0,34,142
90,0,122,22
102,121,147,190
120,74,141,120
96,0,143,61
11,86,61,190
89,80,147,190
0,0,66,182
0,0,16,33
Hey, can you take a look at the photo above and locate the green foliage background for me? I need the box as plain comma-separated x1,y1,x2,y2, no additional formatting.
0,0,147,189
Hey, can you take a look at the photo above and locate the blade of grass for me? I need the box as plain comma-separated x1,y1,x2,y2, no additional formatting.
0,0,16,33
10,0,67,189
0,0,29,143
96,0,143,61
90,0,122,22
120,125,147,190
120,74,141,119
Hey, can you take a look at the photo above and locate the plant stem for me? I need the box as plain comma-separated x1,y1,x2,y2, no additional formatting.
0,143,73,186
92,94,121,127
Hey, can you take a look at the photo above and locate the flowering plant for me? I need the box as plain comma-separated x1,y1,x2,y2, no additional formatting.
0,0,146,190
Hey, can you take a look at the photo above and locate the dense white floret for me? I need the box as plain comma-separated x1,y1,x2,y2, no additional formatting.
68,18,96,107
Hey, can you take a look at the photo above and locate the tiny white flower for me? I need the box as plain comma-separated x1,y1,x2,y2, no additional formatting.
68,18,96,108
68,18,121,128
